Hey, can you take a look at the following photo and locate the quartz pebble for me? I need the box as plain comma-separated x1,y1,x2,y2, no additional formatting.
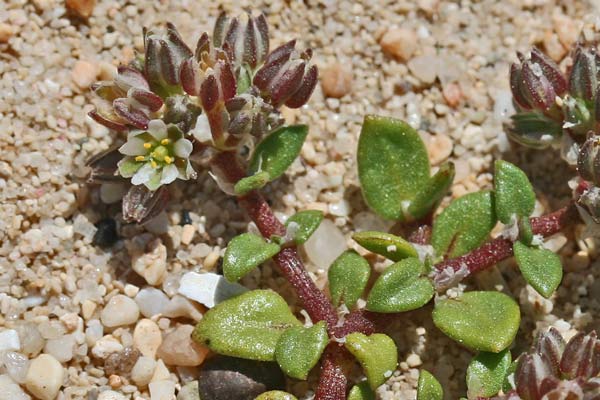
92,335,123,359
178,272,247,308
131,356,157,386
0,374,30,400
181,224,196,245
177,381,200,400
0,23,14,43
426,133,453,165
135,287,170,317
13,324,44,357
98,390,127,400
44,334,76,363
149,380,176,400
65,0,96,18
25,354,64,400
0,329,21,352
157,325,209,366
2,352,30,383
133,319,162,359
303,219,346,271
379,28,417,61
408,55,439,84
101,295,140,327
132,240,168,286
71,60,98,90
321,63,352,98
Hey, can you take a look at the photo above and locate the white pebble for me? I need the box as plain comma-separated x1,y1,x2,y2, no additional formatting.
149,380,176,400
178,272,247,308
91,335,123,359
131,356,156,387
0,374,31,400
135,288,170,318
156,325,208,367
98,390,128,400
25,354,64,400
101,295,140,327
303,219,346,271
0,329,21,352
44,334,75,363
132,240,168,286
133,319,162,359
1,352,30,383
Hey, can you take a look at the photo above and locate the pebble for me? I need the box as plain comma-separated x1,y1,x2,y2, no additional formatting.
131,356,157,387
157,325,209,366
199,356,286,400
379,28,417,61
321,63,353,98
0,23,14,43
553,13,579,49
177,381,200,400
426,133,453,165
101,295,140,327
71,60,99,90
132,240,168,286
543,31,567,61
93,218,119,248
104,347,141,376
2,352,30,383
81,299,97,319
0,329,21,352
149,380,176,400
98,390,127,400
133,319,162,359
151,359,171,382
25,354,64,400
0,374,30,400
44,334,76,363
135,287,170,317
408,55,438,84
65,0,96,18
303,219,346,271
163,295,204,321
92,335,124,359
13,323,44,357
406,353,422,367
442,82,462,108
178,272,247,308
181,224,196,245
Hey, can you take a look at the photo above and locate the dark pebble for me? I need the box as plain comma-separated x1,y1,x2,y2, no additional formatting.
93,218,118,247
181,210,192,226
104,347,141,376
198,356,286,400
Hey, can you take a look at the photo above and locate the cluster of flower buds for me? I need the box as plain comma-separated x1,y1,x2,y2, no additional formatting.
496,327,600,399
86,12,318,222
508,42,600,150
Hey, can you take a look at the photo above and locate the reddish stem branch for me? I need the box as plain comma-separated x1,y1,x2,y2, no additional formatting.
316,345,350,400
434,203,580,276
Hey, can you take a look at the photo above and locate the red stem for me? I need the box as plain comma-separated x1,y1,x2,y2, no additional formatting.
434,203,579,276
315,345,349,400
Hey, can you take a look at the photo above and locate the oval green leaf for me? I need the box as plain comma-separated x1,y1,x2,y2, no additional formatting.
344,333,398,390
366,258,434,313
352,231,418,262
407,161,455,220
249,125,308,179
274,321,328,380
328,250,371,307
255,391,298,400
348,382,376,400
513,241,562,298
285,210,324,245
235,171,271,196
432,291,520,353
494,160,536,224
417,370,443,400
223,233,281,282
192,290,301,361
431,191,497,258
357,115,430,220
466,349,512,398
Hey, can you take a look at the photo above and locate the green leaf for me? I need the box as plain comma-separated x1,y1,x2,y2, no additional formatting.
407,161,455,220
513,241,563,298
466,350,512,398
431,191,497,258
249,125,308,179
192,290,301,361
348,382,376,400
357,115,430,220
234,171,271,195
223,233,281,282
494,160,536,224
432,291,520,353
285,210,323,245
352,231,418,262
344,333,398,390
255,391,298,400
417,370,443,400
328,250,371,307
502,359,518,393
274,321,328,380
366,258,434,313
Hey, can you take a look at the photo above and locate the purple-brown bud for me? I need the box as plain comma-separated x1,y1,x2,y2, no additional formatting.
122,185,170,224
569,46,600,102
213,12,269,70
577,136,600,185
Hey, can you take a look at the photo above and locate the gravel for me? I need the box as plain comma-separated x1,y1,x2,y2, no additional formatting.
0,0,598,398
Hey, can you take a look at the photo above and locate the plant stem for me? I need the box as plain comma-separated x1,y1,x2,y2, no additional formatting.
433,203,579,277
315,345,349,400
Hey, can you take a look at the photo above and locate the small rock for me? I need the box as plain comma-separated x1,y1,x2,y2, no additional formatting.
59,313,80,332
92,335,124,359
199,356,286,400
149,380,176,400
101,295,140,327
543,31,567,62
71,60,99,90
321,63,352,98
81,300,97,320
2,352,30,384
553,14,579,50
108,374,122,389
44,334,76,363
133,319,162,359
163,295,203,321
408,55,438,84
181,224,196,245
178,272,247,308
131,356,156,387
0,375,30,400
104,347,141,376
180,210,192,226
303,219,346,271
157,325,209,367
13,323,44,357
442,82,462,108
98,390,127,400
25,354,64,400
65,0,96,18
135,288,170,318
132,239,168,286
380,28,417,61
0,329,21,352
426,133,453,165
406,353,422,367
0,23,14,44
151,359,171,382
93,218,119,248
177,381,200,400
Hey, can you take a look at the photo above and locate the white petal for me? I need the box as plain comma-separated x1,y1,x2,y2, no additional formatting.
131,163,155,185
191,114,213,143
160,164,179,185
119,137,147,156
147,119,168,141
173,138,193,158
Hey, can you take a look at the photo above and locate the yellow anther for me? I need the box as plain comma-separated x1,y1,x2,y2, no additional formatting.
151,160,158,169
135,155,145,162
164,156,173,164
161,138,170,145
143,142,152,149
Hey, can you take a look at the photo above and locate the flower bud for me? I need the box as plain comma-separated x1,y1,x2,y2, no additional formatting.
213,12,269,70
559,331,600,380
569,46,600,102
577,136,600,184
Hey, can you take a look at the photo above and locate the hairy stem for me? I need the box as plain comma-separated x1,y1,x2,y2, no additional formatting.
433,202,580,277
316,345,350,400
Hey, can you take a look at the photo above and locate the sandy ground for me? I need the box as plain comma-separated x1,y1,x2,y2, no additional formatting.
1,0,600,399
